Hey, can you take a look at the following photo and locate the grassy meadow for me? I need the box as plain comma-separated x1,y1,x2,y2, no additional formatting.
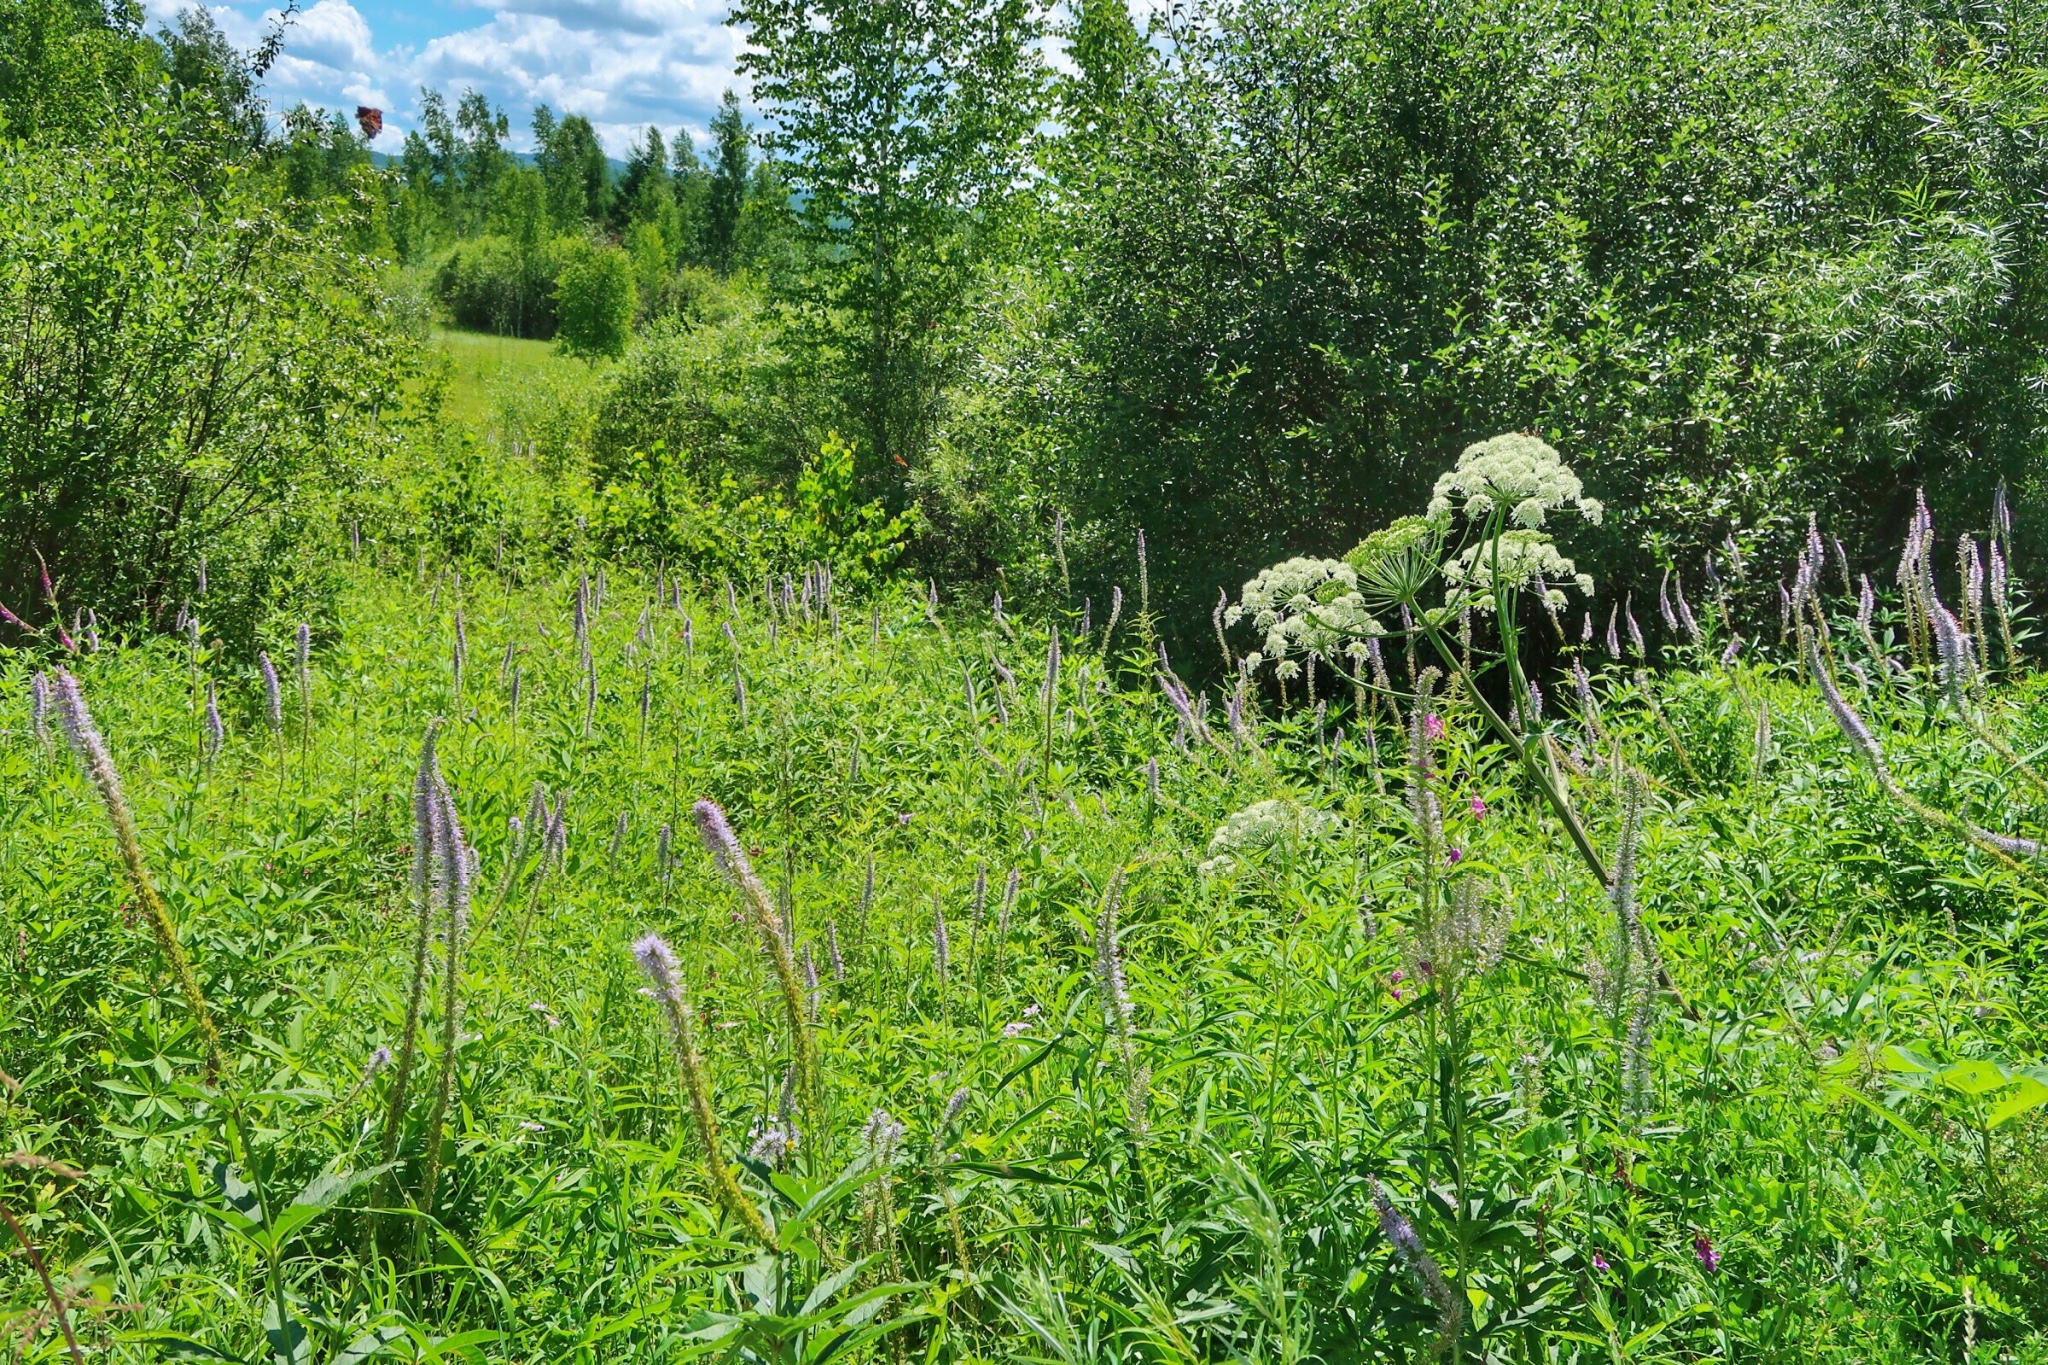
427,329,596,434
3,550,2047,1363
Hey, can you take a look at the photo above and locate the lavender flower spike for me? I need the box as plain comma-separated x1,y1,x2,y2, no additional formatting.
1368,1176,1463,1356
420,772,471,1213
634,932,777,1248
29,671,49,751
204,682,224,760
259,651,283,736
52,669,223,1074
693,799,815,1109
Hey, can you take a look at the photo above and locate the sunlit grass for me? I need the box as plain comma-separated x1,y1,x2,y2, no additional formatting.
2,560,2045,1361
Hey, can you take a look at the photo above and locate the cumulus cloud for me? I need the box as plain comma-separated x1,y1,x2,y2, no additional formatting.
151,0,749,156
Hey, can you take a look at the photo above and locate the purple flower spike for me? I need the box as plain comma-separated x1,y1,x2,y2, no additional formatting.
634,932,682,1003
1694,1235,1719,1273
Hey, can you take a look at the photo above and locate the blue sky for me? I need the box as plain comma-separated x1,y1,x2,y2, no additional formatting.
151,1,750,157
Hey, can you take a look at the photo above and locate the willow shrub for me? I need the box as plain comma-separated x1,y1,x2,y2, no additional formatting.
0,109,414,654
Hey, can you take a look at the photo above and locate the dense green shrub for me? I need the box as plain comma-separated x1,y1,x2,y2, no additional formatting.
0,111,412,652
1014,0,2048,653
432,233,557,338
588,287,823,490
553,237,637,359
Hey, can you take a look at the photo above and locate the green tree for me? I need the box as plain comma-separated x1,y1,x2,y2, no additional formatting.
0,0,155,142
555,237,636,358
615,125,673,229
704,91,750,271
156,6,265,151
400,88,457,237
535,105,609,228
731,0,1046,493
453,87,510,233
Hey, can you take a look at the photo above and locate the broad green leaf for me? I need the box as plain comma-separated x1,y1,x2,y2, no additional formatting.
1937,1059,2009,1097
264,1298,311,1365
140,1335,246,1363
1881,1045,1938,1074
1987,1077,2048,1128
799,1259,867,1317
332,1326,407,1365
212,1162,264,1225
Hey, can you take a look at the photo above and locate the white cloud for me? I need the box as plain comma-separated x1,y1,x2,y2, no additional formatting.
155,0,751,156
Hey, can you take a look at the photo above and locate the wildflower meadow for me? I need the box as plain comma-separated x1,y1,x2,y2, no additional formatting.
3,437,2046,1362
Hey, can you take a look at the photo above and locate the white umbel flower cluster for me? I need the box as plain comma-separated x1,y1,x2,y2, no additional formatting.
1199,798,1343,877
1444,529,1595,611
1428,433,1603,529
1224,557,1381,666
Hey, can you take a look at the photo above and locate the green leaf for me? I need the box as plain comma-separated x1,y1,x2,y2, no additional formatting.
1937,1059,2009,1097
332,1326,407,1365
289,1168,371,1213
264,1298,311,1365
1987,1077,2048,1129
799,1259,867,1317
212,1161,264,1225
1881,1045,1938,1074
139,1335,246,1363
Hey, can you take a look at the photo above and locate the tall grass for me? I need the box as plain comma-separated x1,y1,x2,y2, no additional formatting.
1,553,2045,1362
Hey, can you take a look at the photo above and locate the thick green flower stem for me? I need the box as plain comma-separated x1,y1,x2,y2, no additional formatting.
1419,619,1608,885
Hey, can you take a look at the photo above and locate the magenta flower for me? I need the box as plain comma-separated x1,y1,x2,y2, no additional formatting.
1470,796,1487,818
1390,968,1406,984
1445,847,1463,865
1592,1251,1610,1273
1423,713,1444,740
1694,1235,1719,1273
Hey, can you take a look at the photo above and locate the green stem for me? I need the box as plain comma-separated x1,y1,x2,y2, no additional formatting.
1418,621,1608,886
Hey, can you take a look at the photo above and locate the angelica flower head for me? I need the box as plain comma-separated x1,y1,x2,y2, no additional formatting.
1226,557,1380,661
1442,530,1593,613
1427,433,1602,529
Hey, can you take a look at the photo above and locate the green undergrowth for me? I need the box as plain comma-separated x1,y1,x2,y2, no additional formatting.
1,566,2045,1362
